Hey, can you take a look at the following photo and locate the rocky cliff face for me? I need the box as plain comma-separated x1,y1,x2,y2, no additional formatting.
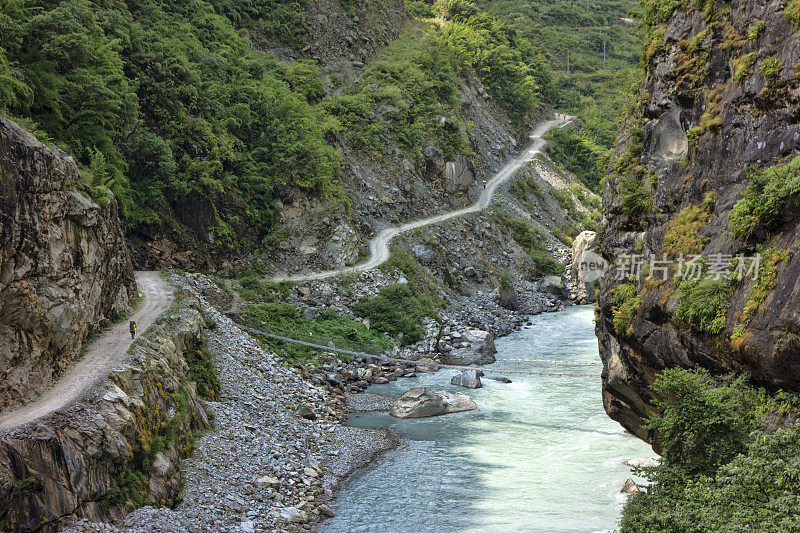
0,117,136,411
0,294,210,531
597,0,800,444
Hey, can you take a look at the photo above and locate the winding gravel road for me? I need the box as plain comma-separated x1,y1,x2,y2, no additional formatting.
0,117,569,433
271,117,571,282
0,271,173,432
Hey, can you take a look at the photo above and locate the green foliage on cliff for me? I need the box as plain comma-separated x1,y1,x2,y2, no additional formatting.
620,368,800,533
619,174,654,214
675,278,732,335
759,56,783,86
354,284,441,345
611,282,641,336
729,157,800,238
662,206,709,256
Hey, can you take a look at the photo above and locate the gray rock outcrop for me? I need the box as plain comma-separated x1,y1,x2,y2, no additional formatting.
441,329,497,365
0,116,135,411
0,299,210,530
450,369,483,389
390,388,477,418
537,275,568,299
570,231,599,304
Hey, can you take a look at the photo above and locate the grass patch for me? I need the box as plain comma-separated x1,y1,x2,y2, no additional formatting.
618,174,654,215
245,303,394,362
732,52,758,82
611,282,641,337
492,211,562,276
729,157,800,239
353,284,438,345
662,205,709,256
759,56,783,86
675,278,733,335
185,344,221,401
738,248,793,327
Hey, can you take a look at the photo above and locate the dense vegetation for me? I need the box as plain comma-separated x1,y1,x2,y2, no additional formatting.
492,211,563,275
474,0,640,190
0,0,341,244
729,157,800,239
620,368,800,532
353,247,443,345
0,0,566,249
233,274,395,363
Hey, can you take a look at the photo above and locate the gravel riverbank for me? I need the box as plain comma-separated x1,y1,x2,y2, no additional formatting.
62,270,573,532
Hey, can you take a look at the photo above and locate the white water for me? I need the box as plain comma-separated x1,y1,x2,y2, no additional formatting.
322,306,653,533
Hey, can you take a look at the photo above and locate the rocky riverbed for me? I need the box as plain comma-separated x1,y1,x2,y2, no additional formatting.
61,268,575,532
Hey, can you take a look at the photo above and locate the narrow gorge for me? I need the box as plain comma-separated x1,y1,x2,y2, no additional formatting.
3,0,797,531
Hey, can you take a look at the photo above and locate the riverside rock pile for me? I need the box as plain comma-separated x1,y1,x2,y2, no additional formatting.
62,265,576,532
63,275,395,533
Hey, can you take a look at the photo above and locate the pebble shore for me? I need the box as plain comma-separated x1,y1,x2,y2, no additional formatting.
62,271,573,532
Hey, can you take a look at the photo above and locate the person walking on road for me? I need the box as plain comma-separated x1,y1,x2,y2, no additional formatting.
129,320,137,339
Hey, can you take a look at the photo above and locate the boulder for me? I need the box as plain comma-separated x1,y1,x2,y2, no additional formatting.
441,329,496,365
619,477,640,494
624,457,660,469
423,145,445,176
390,388,477,418
570,231,600,303
450,369,483,389
279,506,309,524
537,275,568,300
444,155,475,193
498,284,519,311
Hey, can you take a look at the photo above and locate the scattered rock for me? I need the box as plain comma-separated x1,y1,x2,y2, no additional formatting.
390,388,478,418
441,329,497,366
619,477,640,494
450,369,483,389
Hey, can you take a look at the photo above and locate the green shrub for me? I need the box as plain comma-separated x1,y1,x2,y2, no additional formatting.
618,174,654,215
611,282,641,336
544,127,609,191
739,248,793,325
662,206,709,256
353,284,429,345
186,344,221,401
492,212,562,276
732,52,758,82
759,56,783,86
786,0,800,28
245,301,394,361
620,369,800,532
747,20,765,41
675,278,732,335
729,157,800,238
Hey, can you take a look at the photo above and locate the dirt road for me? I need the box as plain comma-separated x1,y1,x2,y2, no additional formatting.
0,271,173,432
271,117,571,282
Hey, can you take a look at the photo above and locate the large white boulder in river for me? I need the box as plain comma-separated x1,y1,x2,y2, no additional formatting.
390,388,478,418
441,329,496,365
